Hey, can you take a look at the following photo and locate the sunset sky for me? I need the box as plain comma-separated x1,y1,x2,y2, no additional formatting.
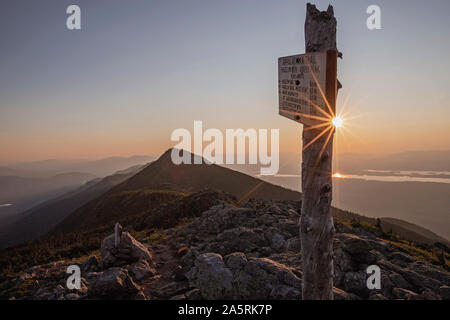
1,0,449,164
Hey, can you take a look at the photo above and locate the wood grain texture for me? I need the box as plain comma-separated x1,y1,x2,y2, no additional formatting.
300,3,338,300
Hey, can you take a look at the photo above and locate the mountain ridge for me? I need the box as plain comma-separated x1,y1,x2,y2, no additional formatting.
0,165,146,248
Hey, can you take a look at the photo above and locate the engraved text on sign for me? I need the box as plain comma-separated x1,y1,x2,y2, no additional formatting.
278,51,327,126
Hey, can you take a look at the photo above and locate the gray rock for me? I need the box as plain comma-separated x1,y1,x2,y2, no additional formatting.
334,248,355,287
185,288,202,300
258,247,272,256
82,255,100,273
264,228,286,252
388,252,415,267
217,227,265,246
392,287,420,300
158,281,190,298
135,291,147,300
257,213,277,226
186,253,233,299
188,205,256,234
101,231,152,268
187,252,302,300
366,239,392,254
397,268,442,292
369,293,388,300
224,252,248,270
65,293,80,300
128,258,156,281
420,289,441,300
339,233,369,255
343,271,367,296
270,233,286,251
269,285,300,300
88,268,140,298
333,287,359,300
439,285,450,300
275,220,299,237
409,261,450,286
388,272,412,290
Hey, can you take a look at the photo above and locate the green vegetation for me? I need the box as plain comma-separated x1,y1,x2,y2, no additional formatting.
0,190,234,282
335,216,449,272
388,240,449,271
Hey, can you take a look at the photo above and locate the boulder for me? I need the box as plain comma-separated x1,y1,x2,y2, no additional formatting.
65,293,81,300
387,272,412,291
388,252,415,268
275,220,299,237
334,248,355,287
158,281,190,298
188,205,256,234
186,253,233,300
88,268,140,298
101,229,152,268
128,258,156,281
185,288,202,300
392,287,420,300
187,252,302,300
439,285,450,300
81,255,100,273
339,233,369,255
264,227,287,252
333,287,359,300
369,293,388,300
343,271,367,296
420,289,442,300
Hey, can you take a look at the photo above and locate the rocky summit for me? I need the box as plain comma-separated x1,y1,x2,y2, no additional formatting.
1,200,449,300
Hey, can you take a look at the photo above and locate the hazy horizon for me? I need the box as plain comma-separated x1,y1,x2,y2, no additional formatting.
1,148,450,166
1,0,450,164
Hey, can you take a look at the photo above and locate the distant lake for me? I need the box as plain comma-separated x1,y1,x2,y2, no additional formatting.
366,170,450,176
257,170,450,240
258,170,450,185
337,173,450,184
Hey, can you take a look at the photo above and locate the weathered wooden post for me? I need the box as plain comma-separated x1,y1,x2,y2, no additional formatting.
278,3,340,300
301,3,338,300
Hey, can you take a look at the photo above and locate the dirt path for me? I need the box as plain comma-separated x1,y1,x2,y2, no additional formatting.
141,241,188,299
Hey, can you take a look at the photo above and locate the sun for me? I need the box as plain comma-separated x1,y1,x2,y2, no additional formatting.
332,172,344,178
332,116,343,128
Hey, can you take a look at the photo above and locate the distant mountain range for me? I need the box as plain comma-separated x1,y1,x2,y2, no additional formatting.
0,155,155,234
0,172,97,217
48,149,449,246
52,149,300,234
2,149,448,250
1,155,155,178
0,165,146,248
0,149,448,282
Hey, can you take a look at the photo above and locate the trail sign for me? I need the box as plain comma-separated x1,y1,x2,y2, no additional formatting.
278,3,341,300
278,50,337,126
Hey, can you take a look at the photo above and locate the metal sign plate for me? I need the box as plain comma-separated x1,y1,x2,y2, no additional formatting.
278,51,330,126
